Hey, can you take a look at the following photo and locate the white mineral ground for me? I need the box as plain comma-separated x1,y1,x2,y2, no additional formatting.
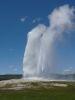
0,79,74,90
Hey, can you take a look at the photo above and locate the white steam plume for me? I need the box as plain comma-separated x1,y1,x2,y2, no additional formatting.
23,25,46,77
23,5,75,79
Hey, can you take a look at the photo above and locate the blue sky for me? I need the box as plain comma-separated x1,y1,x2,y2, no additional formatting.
0,0,75,75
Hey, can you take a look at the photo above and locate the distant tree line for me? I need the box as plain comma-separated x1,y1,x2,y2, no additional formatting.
0,74,22,81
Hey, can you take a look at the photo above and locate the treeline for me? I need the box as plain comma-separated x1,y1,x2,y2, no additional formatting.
0,74,22,81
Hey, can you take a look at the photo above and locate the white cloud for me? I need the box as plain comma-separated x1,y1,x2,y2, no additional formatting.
20,16,27,22
63,67,73,74
64,69,71,73
32,18,41,23
9,65,18,72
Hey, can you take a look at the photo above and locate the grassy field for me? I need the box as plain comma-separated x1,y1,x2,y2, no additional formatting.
0,86,75,100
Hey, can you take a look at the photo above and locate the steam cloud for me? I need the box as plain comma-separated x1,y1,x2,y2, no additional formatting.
23,5,75,79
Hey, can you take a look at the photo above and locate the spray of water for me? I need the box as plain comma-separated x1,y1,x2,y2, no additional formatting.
23,5,75,79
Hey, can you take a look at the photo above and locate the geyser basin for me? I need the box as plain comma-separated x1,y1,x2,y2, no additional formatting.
23,5,75,79
0,79,74,90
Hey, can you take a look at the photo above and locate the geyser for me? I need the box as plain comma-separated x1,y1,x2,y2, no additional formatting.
23,5,75,79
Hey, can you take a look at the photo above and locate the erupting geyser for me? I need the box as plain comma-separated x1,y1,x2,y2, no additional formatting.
23,5,75,80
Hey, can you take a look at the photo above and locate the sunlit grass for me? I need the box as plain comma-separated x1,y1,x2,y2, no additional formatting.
0,86,75,100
